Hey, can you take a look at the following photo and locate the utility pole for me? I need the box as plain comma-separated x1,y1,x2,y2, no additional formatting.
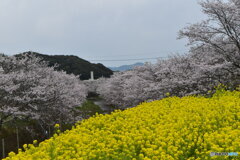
16,127,19,149
2,138,5,159
48,125,51,138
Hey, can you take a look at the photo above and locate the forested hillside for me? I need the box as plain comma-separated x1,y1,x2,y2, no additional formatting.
19,52,113,80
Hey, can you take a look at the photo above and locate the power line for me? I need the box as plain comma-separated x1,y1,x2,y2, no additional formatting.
87,50,187,58
88,57,167,62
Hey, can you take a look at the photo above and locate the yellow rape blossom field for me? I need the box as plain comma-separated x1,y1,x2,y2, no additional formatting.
4,89,240,160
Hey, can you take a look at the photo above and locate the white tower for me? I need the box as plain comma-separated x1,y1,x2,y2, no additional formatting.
90,71,94,80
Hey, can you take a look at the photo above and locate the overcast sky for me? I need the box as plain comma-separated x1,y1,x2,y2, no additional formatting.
0,0,205,66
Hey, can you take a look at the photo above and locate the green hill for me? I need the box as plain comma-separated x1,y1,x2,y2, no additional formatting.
20,51,113,80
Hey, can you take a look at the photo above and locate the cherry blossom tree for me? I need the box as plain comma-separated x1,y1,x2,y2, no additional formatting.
97,63,157,108
179,0,240,87
0,54,87,131
86,0,240,108
153,55,197,97
97,72,125,107
121,63,157,107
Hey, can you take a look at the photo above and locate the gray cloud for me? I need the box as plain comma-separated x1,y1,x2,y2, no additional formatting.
0,0,205,66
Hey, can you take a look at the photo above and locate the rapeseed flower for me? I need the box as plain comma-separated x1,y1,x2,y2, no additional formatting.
4,90,240,160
